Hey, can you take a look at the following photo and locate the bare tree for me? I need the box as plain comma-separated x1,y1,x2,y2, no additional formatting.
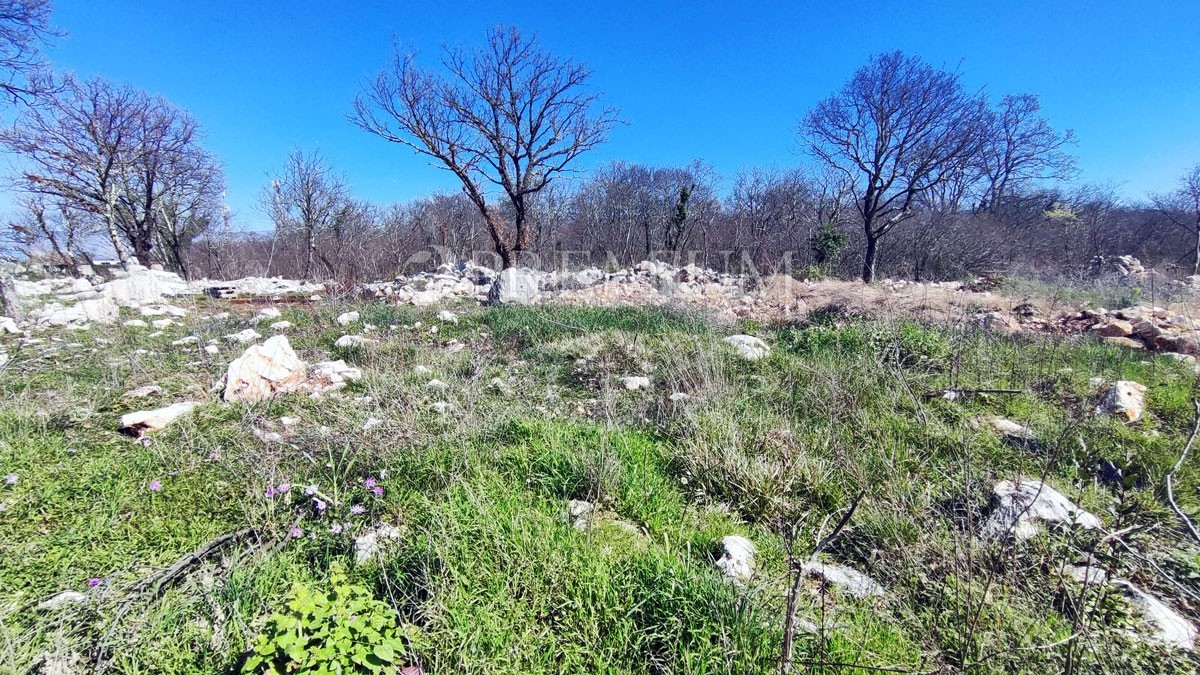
0,0,55,104
261,148,353,279
352,25,620,269
1,74,223,273
1151,164,1200,275
802,51,990,282
978,93,1076,216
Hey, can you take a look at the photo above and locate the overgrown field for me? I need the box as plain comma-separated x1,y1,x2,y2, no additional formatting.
1,298,1198,673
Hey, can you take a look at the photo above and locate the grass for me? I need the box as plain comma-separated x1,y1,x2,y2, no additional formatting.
0,297,1198,673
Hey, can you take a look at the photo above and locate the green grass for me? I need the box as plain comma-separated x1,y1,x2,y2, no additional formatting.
1,300,1198,673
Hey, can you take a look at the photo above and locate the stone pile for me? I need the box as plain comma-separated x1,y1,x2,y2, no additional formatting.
1079,305,1199,361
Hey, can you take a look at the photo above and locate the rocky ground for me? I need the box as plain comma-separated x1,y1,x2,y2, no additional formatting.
1,261,1199,673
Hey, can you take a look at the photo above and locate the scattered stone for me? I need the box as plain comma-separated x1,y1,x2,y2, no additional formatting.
122,319,149,328
257,307,282,319
436,309,459,324
669,392,690,402
171,336,198,346
122,385,163,399
204,344,219,356
354,524,403,565
979,311,1020,334
362,417,382,431
279,416,299,427
0,316,19,334
1092,320,1133,338
1115,580,1197,651
412,365,432,376
426,379,448,390
270,320,293,331
802,561,886,598
487,267,539,305
621,375,651,391
308,360,363,395
222,336,308,404
723,334,770,361
1096,380,1147,422
981,478,1101,540
715,535,756,582
431,401,451,414
566,499,594,530
37,590,88,610
445,340,465,355
120,401,199,434
336,311,360,326
987,417,1033,438
1103,336,1143,349
224,329,261,344
334,335,373,348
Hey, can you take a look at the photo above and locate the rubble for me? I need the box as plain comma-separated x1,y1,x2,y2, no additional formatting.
981,478,1101,540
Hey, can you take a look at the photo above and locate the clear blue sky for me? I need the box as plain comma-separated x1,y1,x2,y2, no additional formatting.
38,0,1200,230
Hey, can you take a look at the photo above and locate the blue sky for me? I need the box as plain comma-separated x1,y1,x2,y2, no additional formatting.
38,0,1200,230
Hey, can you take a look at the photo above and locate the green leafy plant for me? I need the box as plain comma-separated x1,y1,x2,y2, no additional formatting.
810,221,849,270
244,566,416,674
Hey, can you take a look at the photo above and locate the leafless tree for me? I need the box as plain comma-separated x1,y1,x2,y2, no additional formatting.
1151,164,1200,275
1,74,223,273
352,25,620,269
802,51,990,282
0,0,56,104
4,194,96,274
978,93,1076,216
261,148,354,279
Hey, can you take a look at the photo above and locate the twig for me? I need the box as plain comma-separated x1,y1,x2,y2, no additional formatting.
1165,398,1200,545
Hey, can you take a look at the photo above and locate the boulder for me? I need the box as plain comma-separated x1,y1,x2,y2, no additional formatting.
336,311,360,326
715,535,756,582
1091,320,1133,338
566,499,594,530
801,561,885,598
1115,580,1197,651
222,335,308,404
1096,380,1147,422
621,375,651,391
724,334,770,361
487,267,539,305
120,401,198,434
981,478,1100,540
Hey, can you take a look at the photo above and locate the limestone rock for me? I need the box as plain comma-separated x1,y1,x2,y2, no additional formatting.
566,499,594,530
334,335,373,348
354,524,402,565
621,375,651,391
336,311,360,326
1114,580,1197,651
222,335,308,404
120,401,198,434
308,360,363,395
802,561,885,598
1092,320,1133,338
981,478,1100,540
723,334,770,361
436,309,459,324
224,329,261,344
487,267,539,305
715,535,756,582
1096,380,1147,422
122,385,163,399
37,590,88,610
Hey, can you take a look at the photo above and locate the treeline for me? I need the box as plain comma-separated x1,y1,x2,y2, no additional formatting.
183,163,1194,283
2,11,1198,283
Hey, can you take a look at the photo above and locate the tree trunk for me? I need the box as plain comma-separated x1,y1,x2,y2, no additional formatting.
861,232,879,283
104,205,131,271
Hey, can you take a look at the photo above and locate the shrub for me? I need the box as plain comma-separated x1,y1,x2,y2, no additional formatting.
243,566,418,673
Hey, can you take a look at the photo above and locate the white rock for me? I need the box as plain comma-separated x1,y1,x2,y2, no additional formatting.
1114,581,1196,650
171,336,198,346
279,416,299,427
724,335,770,361
224,329,261,344
334,335,373,348
981,478,1101,540
669,392,690,402
412,365,432,376
621,375,651,391
150,318,174,329
270,320,293,331
987,417,1033,438
120,401,198,433
487,267,539,305
354,524,402,564
204,344,219,355
431,401,451,414
0,316,19,334
122,385,163,399
37,590,89,610
362,417,382,431
1096,380,1147,422
436,310,459,324
257,307,282,319
426,379,448,389
336,311,360,326
308,360,363,394
802,562,885,598
566,499,594,530
410,290,443,306
123,319,149,328
715,535,756,582
222,336,308,404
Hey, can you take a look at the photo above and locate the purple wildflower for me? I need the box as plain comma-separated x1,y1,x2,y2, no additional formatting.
139,436,153,447
4,474,16,485
350,504,365,515
87,578,101,587
265,487,277,497
364,477,376,489
372,486,384,497
330,523,343,534
148,480,162,492
278,483,291,493
314,498,326,512
208,450,221,460
289,526,303,538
